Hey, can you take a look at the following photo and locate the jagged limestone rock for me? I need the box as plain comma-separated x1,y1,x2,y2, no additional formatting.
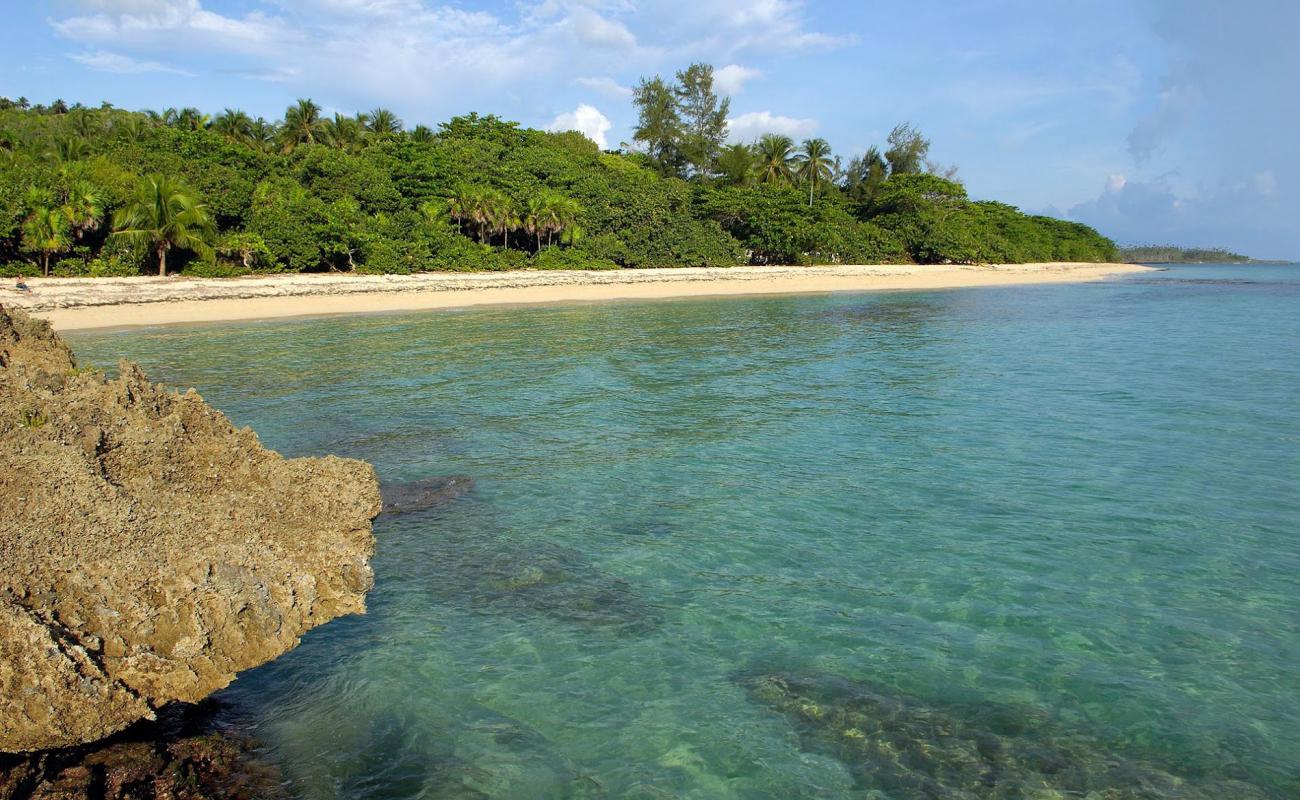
0,307,381,752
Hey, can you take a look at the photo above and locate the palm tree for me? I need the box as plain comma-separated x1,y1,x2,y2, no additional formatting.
62,181,102,239
716,143,756,186
113,174,217,276
212,109,253,144
526,190,584,250
249,118,278,152
48,134,89,165
410,124,435,143
793,138,834,206
280,98,323,152
756,134,795,187
322,113,364,151
22,205,70,277
167,107,208,131
366,108,402,136
489,194,520,249
68,109,102,139
113,115,147,144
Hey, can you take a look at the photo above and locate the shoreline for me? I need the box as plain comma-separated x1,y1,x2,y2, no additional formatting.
6,263,1152,331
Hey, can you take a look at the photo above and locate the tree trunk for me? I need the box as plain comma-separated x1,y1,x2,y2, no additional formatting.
809,179,815,207
536,232,542,253
504,228,509,249
42,251,49,277
158,246,167,277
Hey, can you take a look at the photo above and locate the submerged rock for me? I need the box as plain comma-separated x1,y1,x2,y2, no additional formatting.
0,307,382,753
380,475,474,515
425,534,661,634
738,671,1280,799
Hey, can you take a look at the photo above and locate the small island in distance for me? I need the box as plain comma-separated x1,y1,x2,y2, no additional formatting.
1117,245,1255,264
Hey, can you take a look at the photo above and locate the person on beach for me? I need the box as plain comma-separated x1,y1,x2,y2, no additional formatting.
14,277,32,294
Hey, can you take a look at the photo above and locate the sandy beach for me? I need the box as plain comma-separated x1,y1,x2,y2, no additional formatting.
6,262,1152,331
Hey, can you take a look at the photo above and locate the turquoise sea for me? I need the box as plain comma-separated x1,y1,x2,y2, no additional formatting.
71,263,1299,799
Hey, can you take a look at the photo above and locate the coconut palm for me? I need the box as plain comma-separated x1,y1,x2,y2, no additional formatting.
48,134,89,165
526,190,583,250
755,134,795,187
62,181,102,239
22,205,70,277
68,109,102,139
366,108,402,136
410,124,435,143
280,98,323,152
165,107,208,131
113,115,147,144
113,174,217,276
716,143,756,186
322,113,365,151
212,109,253,144
249,118,278,152
793,137,834,206
489,195,520,249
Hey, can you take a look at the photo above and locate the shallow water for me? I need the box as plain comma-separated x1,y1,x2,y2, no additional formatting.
71,264,1300,799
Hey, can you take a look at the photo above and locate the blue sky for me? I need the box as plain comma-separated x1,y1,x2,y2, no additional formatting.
3,1,1295,258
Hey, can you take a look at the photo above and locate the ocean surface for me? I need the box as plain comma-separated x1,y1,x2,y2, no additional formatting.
71,263,1299,799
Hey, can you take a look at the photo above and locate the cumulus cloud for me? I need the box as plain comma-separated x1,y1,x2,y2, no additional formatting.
713,63,761,94
574,76,633,98
726,111,818,142
547,103,612,149
68,49,194,76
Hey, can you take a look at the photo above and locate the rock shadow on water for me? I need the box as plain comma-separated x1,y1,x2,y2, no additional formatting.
318,710,604,800
735,670,1282,800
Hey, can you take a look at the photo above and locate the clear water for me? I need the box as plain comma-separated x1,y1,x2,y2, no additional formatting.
70,264,1300,799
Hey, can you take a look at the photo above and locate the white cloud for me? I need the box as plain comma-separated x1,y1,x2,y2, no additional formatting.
547,103,612,149
68,49,195,76
574,76,633,98
1251,170,1277,197
713,63,760,94
726,110,818,142
566,8,637,48
45,0,845,133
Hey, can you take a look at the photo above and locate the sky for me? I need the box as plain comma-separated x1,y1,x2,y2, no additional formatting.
2,0,1296,259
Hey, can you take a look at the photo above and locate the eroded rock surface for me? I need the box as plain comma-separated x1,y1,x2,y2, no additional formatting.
0,307,381,753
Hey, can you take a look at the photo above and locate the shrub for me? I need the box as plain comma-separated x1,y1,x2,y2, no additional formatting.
531,246,619,270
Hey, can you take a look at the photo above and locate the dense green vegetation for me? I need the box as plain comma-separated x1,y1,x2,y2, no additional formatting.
1117,246,1251,264
0,70,1115,278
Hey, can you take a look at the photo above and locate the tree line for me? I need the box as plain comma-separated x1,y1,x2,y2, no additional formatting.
0,78,1115,278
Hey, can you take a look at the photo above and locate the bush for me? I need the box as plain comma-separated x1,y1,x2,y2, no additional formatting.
428,238,528,272
531,246,619,270
216,232,276,272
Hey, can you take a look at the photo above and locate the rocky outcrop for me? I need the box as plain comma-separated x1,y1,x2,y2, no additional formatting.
0,307,381,753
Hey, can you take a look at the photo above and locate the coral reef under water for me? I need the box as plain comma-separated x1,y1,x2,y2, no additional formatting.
738,670,1280,799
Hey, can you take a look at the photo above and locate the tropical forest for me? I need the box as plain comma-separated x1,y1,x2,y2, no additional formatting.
0,63,1117,278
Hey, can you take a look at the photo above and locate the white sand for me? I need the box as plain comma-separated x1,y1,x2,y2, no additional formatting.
5,263,1152,331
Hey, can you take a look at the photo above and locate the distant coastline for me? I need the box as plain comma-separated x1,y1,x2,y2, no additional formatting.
9,262,1152,331
1116,246,1256,264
